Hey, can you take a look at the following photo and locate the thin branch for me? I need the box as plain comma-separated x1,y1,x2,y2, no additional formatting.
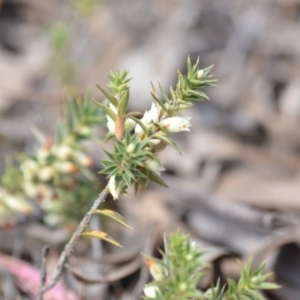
37,246,50,299
37,185,109,300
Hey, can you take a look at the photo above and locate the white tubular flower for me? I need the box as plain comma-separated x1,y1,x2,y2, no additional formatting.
71,151,92,167
23,182,53,200
107,116,115,133
38,166,55,181
145,159,165,175
135,112,152,135
148,102,160,123
22,181,39,198
36,148,50,163
5,195,32,214
106,104,118,133
21,160,39,180
54,145,73,160
159,116,191,133
144,285,160,299
149,138,161,146
135,102,159,135
108,175,121,200
55,161,77,173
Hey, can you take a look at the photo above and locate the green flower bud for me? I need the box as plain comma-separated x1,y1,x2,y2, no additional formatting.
126,143,135,153
76,125,91,137
197,69,204,79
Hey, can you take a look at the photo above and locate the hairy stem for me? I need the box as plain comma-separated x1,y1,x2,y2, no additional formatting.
37,185,109,300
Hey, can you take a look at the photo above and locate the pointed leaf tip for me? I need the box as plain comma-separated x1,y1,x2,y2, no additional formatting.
81,230,122,247
93,101,117,121
94,209,132,229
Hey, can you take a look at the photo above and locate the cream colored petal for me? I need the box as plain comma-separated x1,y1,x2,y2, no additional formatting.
159,116,191,132
108,175,120,200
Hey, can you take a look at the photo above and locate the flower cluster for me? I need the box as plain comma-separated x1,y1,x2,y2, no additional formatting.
143,232,279,300
0,94,105,228
98,57,216,199
0,186,32,229
20,141,95,226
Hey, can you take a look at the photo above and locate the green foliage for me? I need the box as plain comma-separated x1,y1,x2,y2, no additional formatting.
144,232,279,300
100,133,151,193
151,57,216,117
179,57,216,101
1,159,23,194
99,57,215,199
107,69,132,97
49,21,75,87
50,22,71,53
56,91,106,143
144,232,205,300
202,260,279,300
42,178,99,227
222,260,279,300
0,93,105,229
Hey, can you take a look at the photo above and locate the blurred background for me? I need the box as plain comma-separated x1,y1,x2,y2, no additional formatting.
1,0,300,299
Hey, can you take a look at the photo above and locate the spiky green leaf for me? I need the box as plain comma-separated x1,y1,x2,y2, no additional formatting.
94,209,132,229
93,101,117,121
96,85,118,107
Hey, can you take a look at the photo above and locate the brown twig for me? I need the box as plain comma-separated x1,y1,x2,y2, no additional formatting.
37,246,50,299
37,186,109,300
